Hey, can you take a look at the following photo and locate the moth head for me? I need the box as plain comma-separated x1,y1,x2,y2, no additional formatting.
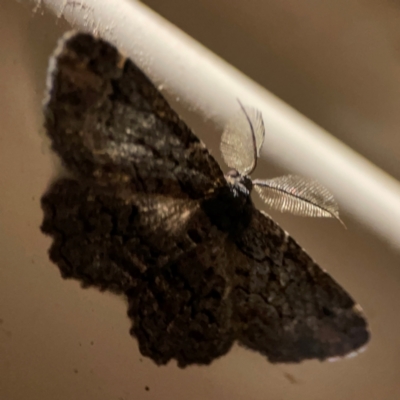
225,169,253,198
221,101,344,225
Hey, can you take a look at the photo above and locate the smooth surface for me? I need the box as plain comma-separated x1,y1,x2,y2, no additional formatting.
35,0,400,248
143,0,400,183
1,1,399,400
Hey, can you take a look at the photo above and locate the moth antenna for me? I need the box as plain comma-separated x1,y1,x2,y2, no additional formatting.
237,99,258,175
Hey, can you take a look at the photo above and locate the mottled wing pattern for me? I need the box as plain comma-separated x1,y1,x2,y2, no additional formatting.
42,179,137,293
42,31,235,367
42,178,211,282
232,208,368,362
127,219,235,367
41,31,369,367
44,32,225,199
41,179,369,365
41,177,236,367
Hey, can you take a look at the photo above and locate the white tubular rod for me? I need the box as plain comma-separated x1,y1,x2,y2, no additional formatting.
33,0,400,247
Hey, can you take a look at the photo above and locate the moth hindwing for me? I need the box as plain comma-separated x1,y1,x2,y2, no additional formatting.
41,32,369,367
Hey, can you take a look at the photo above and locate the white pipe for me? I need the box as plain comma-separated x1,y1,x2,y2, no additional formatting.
32,0,400,247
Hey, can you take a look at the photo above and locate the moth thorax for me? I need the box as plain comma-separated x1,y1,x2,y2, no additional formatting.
225,169,253,198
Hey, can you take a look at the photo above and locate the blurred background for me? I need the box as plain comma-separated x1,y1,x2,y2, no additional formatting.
1,0,400,399
143,0,400,181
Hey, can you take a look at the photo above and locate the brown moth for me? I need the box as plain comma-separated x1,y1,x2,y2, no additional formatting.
41,32,369,367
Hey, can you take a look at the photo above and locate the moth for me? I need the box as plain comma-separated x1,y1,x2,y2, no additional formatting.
41,31,369,367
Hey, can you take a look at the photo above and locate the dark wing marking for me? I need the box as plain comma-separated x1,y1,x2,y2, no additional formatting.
44,32,225,199
41,179,139,293
127,223,236,367
41,178,210,282
41,178,235,367
232,208,369,362
41,180,369,366
41,31,369,367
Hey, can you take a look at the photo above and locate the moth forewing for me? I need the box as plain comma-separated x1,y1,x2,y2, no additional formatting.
41,32,367,368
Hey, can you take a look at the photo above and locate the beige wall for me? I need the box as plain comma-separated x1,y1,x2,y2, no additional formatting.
144,0,400,181
1,1,399,399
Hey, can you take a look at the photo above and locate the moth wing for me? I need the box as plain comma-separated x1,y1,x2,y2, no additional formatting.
231,208,369,362
42,178,209,287
41,179,369,365
44,32,226,199
127,223,236,367
41,178,235,366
